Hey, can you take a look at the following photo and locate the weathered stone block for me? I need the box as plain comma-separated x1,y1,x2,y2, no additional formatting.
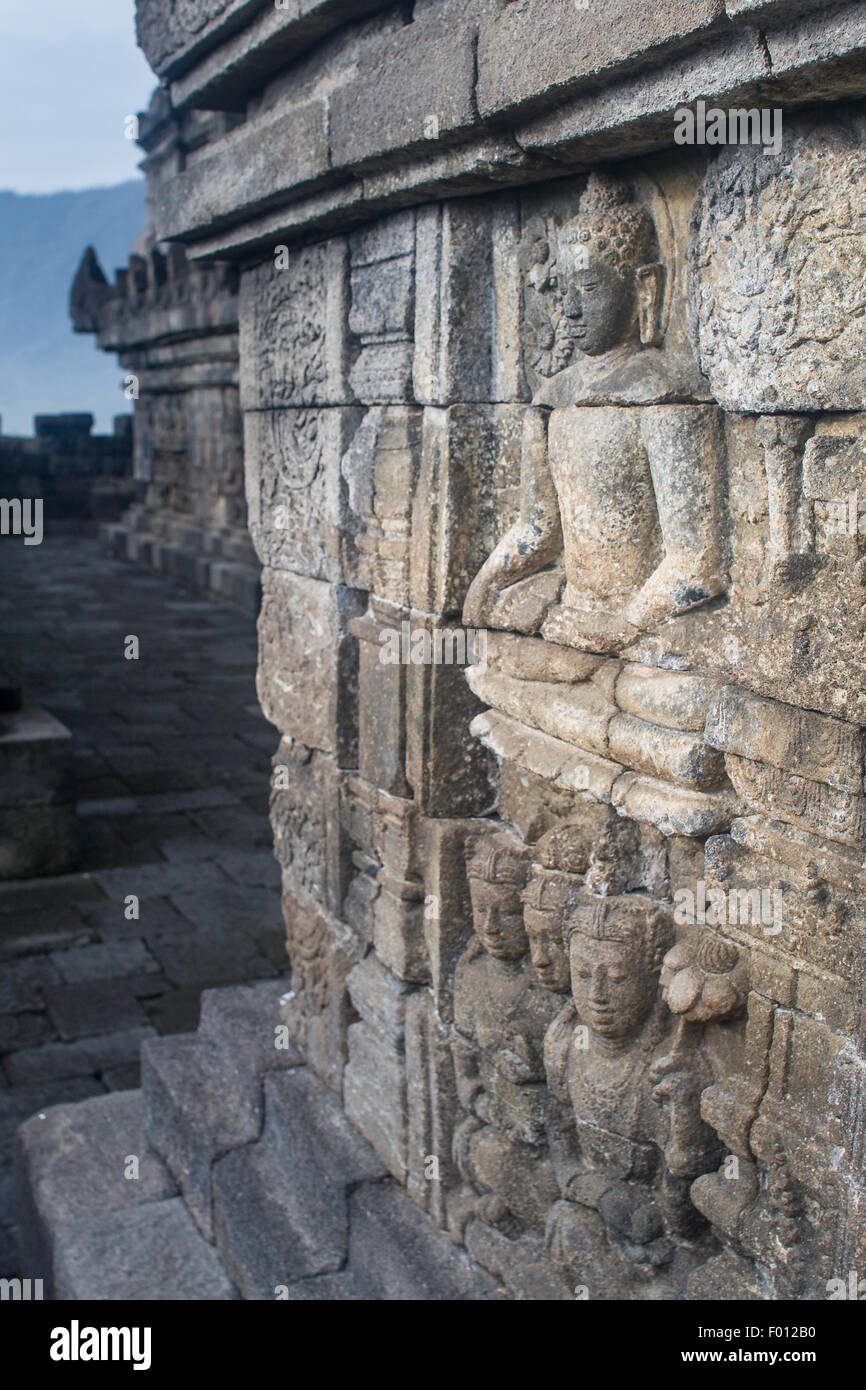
690,114,866,411
0,707,75,808
373,878,429,986
53,1197,237,1300
244,406,364,583
142,981,300,1241
615,664,719,732
608,711,727,789
158,99,329,241
0,804,77,880
280,885,359,1094
256,567,365,760
353,612,411,797
211,1066,386,1295
476,0,726,120
270,738,346,917
725,754,866,849
354,606,497,818
16,1090,176,1292
346,1179,499,1300
343,1019,407,1180
706,686,863,793
405,642,498,818
346,954,412,1045
329,18,477,170
342,406,422,603
137,0,262,78
411,406,523,616
414,204,500,406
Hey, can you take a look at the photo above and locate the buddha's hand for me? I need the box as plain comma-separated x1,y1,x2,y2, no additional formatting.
463,568,497,628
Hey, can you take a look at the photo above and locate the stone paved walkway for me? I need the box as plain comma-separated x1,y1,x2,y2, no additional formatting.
0,536,284,1277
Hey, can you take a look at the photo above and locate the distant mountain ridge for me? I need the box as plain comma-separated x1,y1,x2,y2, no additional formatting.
0,181,145,437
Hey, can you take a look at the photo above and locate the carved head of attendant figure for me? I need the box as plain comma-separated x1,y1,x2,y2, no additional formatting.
466,831,531,960
566,893,673,1041
555,173,664,365
523,874,571,992
523,823,591,992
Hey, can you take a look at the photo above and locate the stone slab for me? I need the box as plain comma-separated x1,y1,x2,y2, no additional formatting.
476,0,726,120
52,1197,237,1300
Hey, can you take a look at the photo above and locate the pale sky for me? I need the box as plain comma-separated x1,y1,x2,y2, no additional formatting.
0,0,156,193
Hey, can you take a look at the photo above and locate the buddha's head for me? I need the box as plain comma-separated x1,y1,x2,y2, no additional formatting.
557,173,662,358
523,872,571,992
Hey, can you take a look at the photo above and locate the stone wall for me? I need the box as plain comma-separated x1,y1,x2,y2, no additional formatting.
71,89,259,612
51,0,866,1299
0,414,133,532
238,144,866,1300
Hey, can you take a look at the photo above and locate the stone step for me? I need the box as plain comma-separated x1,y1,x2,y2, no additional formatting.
206,560,261,613
16,981,502,1301
341,1180,501,1301
211,1068,499,1300
141,979,299,1240
51,1198,237,1300
141,1034,222,1240
98,522,261,614
16,1089,179,1295
211,1067,387,1297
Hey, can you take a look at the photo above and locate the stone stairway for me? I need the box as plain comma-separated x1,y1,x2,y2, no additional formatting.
15,979,499,1300
101,512,261,615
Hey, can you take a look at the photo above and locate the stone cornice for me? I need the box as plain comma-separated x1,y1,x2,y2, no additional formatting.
135,0,866,261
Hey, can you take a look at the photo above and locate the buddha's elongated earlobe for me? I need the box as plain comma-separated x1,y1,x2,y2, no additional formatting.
636,262,665,345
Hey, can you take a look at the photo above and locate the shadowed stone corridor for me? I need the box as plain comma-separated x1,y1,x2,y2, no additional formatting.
0,536,284,1278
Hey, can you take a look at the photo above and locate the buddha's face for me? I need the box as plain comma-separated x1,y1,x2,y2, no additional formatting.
569,934,654,1038
524,905,570,992
557,240,636,357
469,876,527,960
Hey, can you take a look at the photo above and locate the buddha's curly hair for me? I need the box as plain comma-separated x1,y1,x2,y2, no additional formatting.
558,173,657,279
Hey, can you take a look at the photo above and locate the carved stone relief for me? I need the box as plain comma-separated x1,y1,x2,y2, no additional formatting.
257,115,866,1301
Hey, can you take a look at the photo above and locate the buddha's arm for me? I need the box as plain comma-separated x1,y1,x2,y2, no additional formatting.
463,408,562,626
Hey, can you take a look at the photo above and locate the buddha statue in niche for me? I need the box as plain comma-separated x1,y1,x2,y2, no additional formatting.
449,829,560,1238
464,173,727,655
544,889,719,1282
